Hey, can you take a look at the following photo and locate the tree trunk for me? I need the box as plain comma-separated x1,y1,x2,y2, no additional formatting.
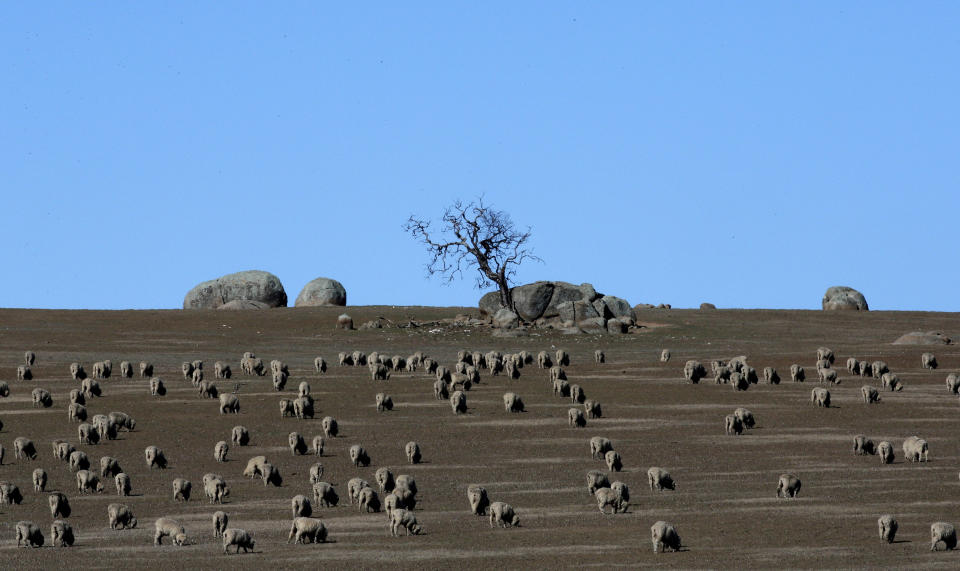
496,279,512,310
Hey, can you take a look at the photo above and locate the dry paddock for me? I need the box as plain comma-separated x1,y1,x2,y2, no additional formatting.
0,306,959,569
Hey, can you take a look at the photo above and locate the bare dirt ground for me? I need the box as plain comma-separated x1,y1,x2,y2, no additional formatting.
1,306,959,569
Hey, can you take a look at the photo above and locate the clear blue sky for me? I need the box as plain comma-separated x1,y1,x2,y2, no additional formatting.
2,2,958,311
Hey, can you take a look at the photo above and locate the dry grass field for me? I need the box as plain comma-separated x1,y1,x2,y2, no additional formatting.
1,306,959,569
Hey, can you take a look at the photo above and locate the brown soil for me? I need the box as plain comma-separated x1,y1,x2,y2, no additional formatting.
1,306,959,569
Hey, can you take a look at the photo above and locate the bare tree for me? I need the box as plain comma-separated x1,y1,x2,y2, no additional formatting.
403,198,540,309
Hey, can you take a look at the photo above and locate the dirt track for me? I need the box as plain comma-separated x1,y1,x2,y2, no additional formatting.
1,306,959,569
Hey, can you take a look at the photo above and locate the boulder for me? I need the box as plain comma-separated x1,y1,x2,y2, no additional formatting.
607,318,626,334
892,331,953,345
183,270,287,309
634,303,655,310
218,300,270,310
478,281,605,321
700,302,717,310
478,291,505,317
822,286,868,311
600,296,633,319
493,308,519,329
511,282,555,321
542,282,600,318
557,300,600,323
577,317,608,332
295,278,347,307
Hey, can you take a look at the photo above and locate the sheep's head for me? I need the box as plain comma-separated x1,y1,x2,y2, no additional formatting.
174,533,187,546
129,517,138,529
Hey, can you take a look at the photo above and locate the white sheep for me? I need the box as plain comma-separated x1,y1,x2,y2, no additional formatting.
503,392,525,413
289,432,308,456
32,468,47,492
16,521,44,548
203,473,229,503
48,492,71,518
391,508,424,536
878,514,898,543
349,444,371,467
14,437,37,460
405,441,422,464
569,408,586,428
903,436,929,462
172,478,192,502
232,425,250,446
312,482,339,507
154,517,187,546
115,472,132,496
108,503,138,530
595,487,626,514
219,393,240,414
76,470,104,494
292,494,313,518
347,477,370,504
288,517,328,544
215,441,229,463
358,487,381,513
931,522,956,551
776,474,801,498
467,485,489,515
647,467,676,492
605,450,623,472
144,445,167,469
310,463,325,485
878,441,895,464
322,416,338,438
651,521,681,553
489,501,520,528
213,511,228,538
222,528,255,554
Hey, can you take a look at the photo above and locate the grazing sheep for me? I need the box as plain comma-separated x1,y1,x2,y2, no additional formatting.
51,440,68,459
595,487,626,514
375,467,395,493
93,415,118,441
81,378,103,398
100,456,122,478
714,366,732,384
70,362,85,381
198,380,218,399
389,508,424,536
467,485,489,515
489,501,520,528
375,392,394,412
861,385,881,403
395,474,417,496
450,373,472,392
612,480,630,503
222,528,255,554
881,372,903,392
846,357,859,373
742,366,759,384
48,492,71,518
297,382,311,398
504,360,521,380
570,383,586,403
272,370,288,391
584,399,602,419
154,517,187,546
0,481,21,504
590,437,613,459
555,349,570,366
423,358,439,374
16,521,44,548
118,361,133,378
312,482,339,507
790,364,805,383
450,390,467,414
725,414,743,436
487,357,503,376
854,435,877,456
871,361,889,378
0,381,8,397
878,441,894,464
14,437,37,460
549,366,566,383
817,347,834,364
349,445,371,467
219,393,240,414
683,360,707,383
347,478,370,504
922,352,938,370
108,503,137,530
605,450,623,472
289,432,308,456
728,356,747,372
569,408,586,428
903,436,929,462
279,398,296,417
232,426,250,446
878,515,898,543
76,470,104,494
115,472,132,496
144,445,167,469
180,363,193,379
733,407,756,428
32,468,47,492
16,365,31,380
351,351,366,366
648,467,676,492
203,474,229,503
309,463,325,486
503,392,525,413
338,352,350,367
405,441,422,464
322,416,339,438
78,423,100,445
384,491,401,515
68,389,85,405
172,478,191,502
433,378,449,400
215,441,229,463
946,373,960,394
288,517,328,544
314,356,327,374
32,387,53,408
776,474,801,498
358,487,381,513
212,511,228,538
651,521,681,553
69,450,90,472
294,396,315,419
763,367,780,384
731,372,749,391
214,361,231,380
552,378,570,396
140,361,153,377
586,470,611,494
259,462,282,487
292,494,313,518
24,350,36,366
312,435,324,456
931,522,957,551
150,377,166,396
811,387,831,407
595,349,605,363
108,411,136,431
537,351,552,369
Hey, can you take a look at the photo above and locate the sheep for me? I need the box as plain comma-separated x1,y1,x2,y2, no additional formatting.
450,373,472,392
584,399,602,419
32,387,53,408
871,361,889,378
853,359,868,376
118,360,133,378
272,370,288,391
144,445,167,469
203,473,229,503
922,352,938,370
100,456,122,478
312,482,339,507
222,528,255,554
0,481,21,504
881,372,903,392
17,365,31,380
569,408,587,428
289,432,308,456
472,351,486,368
81,378,102,398
384,491,401,516
181,362,194,380
215,361,232,379
846,357,859,373
931,522,957,551
450,390,467,414
16,521,44,548
375,392,394,412
215,441,229,463
48,492,71,518
288,517,328,544
487,357,503,376
790,364,805,383
198,380,218,399
154,517,188,546
115,472,132,496
763,367,780,384
338,352,350,366
92,360,112,379
314,356,327,373
502,392,525,413
108,411,136,431
433,378,449,400
279,398,295,417
358,486,382,513
742,366,759,384
903,436,929,462
811,387,831,407
297,381,311,398
589,437,613,460
219,393,240,414
352,351,367,366
14,437,37,460
714,366,732,384
549,366,566,384
260,462,282,487
733,407,755,429
595,349,605,363
108,503,137,530
605,450,623,472
854,435,877,456
647,467,676,492
861,385,881,403
93,415,118,441
78,423,100,445
306,463,325,486
24,350,36,366
213,511,228,538
405,357,418,373
536,351,551,369
819,369,839,385
150,377,166,396
487,501,520,528
435,366,452,384
172,478,191,502
405,441,422,464
0,381,8,397
70,362,85,381
232,426,251,446
423,357,439,374
322,416,339,438
877,441,894,464
587,470,611,494
395,473,417,496
725,414,743,436
349,444,371,467
729,356,748,372
294,396,315,419
292,494,313,518
32,468,47,492
76,470,104,494
139,361,153,377
391,509,424,536
347,477,370,504
947,373,960,394
651,521,681,553
67,403,87,423
595,487,626,514
683,360,706,383
815,347,834,363
375,468,395,493
878,515,898,543
776,474,801,498
731,372,749,391
467,485,489,515
69,450,90,472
